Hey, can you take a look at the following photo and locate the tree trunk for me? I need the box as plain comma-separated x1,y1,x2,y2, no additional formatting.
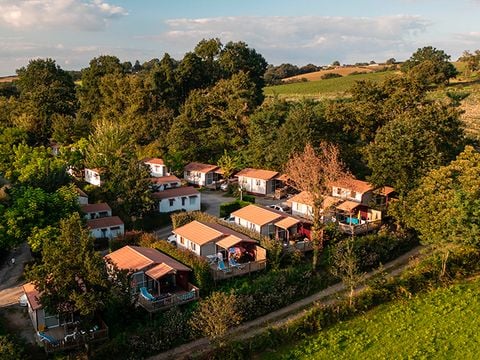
311,200,324,270
349,286,354,307
441,249,450,279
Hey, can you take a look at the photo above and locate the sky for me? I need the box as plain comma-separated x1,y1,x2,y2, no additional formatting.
0,0,479,76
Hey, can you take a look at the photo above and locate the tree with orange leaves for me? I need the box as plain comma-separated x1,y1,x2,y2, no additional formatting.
285,143,351,269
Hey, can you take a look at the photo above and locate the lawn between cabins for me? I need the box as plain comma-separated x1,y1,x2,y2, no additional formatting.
261,278,480,359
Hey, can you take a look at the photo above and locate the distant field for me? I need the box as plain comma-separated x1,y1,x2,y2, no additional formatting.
283,65,388,82
263,71,394,99
261,278,480,359
0,76,17,83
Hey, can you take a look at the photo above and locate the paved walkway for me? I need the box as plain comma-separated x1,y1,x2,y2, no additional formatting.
149,246,422,360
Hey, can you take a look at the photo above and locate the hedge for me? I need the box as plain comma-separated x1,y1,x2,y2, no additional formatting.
219,200,251,218
145,235,214,294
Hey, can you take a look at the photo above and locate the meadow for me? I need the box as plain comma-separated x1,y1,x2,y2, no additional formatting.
263,71,394,99
261,278,480,359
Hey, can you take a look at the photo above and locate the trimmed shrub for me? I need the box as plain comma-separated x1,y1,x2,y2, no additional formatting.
240,194,256,204
219,200,251,218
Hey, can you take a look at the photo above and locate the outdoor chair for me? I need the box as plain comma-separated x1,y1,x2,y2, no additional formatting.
217,260,231,273
38,332,59,346
140,287,155,301
229,257,245,269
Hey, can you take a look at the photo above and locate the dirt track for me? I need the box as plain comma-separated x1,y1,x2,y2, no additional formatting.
149,246,422,360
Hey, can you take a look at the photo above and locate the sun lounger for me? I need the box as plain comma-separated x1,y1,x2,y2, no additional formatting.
38,331,59,345
140,287,155,301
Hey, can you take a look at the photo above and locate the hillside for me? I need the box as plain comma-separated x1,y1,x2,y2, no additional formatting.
282,64,389,82
263,71,394,100
0,76,17,83
261,278,480,359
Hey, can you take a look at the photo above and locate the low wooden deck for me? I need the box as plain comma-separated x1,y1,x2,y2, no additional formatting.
137,283,199,312
40,320,108,354
210,259,267,280
283,240,314,252
337,220,382,235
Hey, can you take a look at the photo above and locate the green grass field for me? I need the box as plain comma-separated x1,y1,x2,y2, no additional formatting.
263,71,395,99
261,278,480,359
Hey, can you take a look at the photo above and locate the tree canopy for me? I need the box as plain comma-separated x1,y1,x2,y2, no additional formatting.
27,212,110,322
401,46,458,85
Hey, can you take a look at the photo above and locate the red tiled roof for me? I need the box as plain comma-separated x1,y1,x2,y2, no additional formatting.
105,245,191,272
150,175,181,184
330,179,374,194
336,200,361,212
232,205,283,226
235,168,279,181
380,186,396,196
81,203,111,213
144,157,165,165
23,282,42,311
184,162,219,173
87,216,124,229
145,263,175,280
151,186,199,200
173,221,224,246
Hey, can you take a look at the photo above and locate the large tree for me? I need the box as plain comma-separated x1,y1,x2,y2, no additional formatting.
401,46,458,85
15,58,77,142
0,185,79,252
393,146,480,276
7,144,70,191
366,102,465,195
219,41,268,105
78,55,126,121
27,213,110,326
168,71,257,163
285,143,351,269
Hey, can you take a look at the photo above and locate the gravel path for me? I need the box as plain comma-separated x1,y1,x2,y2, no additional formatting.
149,246,422,360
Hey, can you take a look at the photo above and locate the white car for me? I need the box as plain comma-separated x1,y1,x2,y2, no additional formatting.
223,215,235,223
19,294,28,307
167,233,177,246
268,203,291,212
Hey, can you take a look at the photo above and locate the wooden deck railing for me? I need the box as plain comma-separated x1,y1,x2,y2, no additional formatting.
211,260,267,281
42,322,109,354
137,283,200,312
283,240,314,252
337,220,382,235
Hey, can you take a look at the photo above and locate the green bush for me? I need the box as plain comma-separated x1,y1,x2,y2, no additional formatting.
0,335,24,360
353,231,418,271
151,237,214,294
321,73,342,79
239,194,255,203
219,200,251,218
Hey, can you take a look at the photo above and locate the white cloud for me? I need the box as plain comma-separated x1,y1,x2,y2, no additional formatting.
0,0,127,31
147,15,430,64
